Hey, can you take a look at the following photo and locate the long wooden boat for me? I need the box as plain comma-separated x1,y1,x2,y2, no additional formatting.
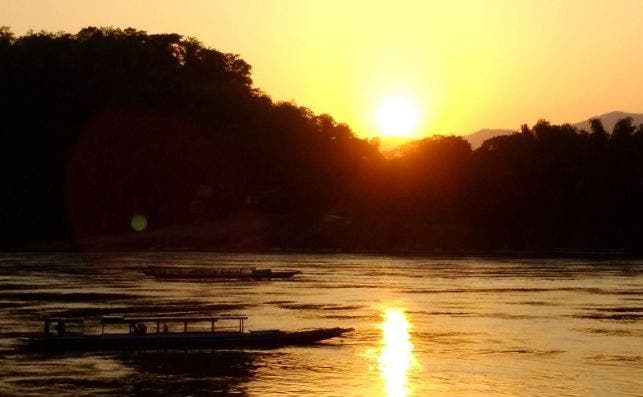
142,266,301,280
25,315,352,351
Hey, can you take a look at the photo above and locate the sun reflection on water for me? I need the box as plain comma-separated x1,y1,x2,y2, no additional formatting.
379,308,417,397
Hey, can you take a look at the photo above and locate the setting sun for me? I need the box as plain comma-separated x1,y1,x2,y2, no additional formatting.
374,96,421,138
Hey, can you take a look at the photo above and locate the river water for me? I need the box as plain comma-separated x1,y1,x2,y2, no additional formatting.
0,253,641,396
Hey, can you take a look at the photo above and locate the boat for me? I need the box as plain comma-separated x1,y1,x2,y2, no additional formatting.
25,314,352,351
142,266,301,280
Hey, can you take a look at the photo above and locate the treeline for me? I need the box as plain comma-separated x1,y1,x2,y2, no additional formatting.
1,27,641,253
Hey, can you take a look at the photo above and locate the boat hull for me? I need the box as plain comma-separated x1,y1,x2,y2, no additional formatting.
143,267,301,280
26,327,352,351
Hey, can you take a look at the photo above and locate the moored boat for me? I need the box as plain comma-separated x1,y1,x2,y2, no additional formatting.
25,314,352,351
142,266,301,280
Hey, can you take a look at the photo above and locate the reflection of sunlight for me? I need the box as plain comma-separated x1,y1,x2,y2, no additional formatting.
379,308,416,397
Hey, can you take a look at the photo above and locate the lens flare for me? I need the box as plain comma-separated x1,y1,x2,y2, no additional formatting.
379,308,416,397
130,214,148,232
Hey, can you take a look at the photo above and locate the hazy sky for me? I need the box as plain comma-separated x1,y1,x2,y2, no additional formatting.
3,0,643,139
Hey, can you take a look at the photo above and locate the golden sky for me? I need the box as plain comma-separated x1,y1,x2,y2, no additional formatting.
3,0,643,139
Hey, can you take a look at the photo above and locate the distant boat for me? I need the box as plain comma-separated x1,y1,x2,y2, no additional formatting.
142,266,301,280
24,315,352,351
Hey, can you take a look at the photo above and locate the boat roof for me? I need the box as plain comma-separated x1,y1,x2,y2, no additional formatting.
147,266,256,271
43,317,85,322
101,314,248,323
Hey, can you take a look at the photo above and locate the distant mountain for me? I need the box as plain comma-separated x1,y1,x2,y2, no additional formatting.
463,111,643,148
572,111,643,132
463,128,514,148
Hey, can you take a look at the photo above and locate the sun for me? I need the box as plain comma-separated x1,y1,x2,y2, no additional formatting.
374,96,421,138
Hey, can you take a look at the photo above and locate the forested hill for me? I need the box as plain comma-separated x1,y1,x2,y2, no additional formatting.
1,27,642,254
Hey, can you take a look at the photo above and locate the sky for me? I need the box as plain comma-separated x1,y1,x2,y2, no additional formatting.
3,0,643,140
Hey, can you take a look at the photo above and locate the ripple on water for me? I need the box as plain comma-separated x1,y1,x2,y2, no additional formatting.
574,313,643,321
577,328,643,337
586,354,642,366
277,303,364,311
476,348,566,356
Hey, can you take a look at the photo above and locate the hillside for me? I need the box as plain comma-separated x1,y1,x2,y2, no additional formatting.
572,111,643,132
463,128,515,148
463,112,643,148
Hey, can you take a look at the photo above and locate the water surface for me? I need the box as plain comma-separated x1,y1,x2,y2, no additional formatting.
0,253,641,396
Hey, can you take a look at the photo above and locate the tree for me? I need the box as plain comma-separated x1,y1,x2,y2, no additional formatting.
612,117,636,142
589,118,608,145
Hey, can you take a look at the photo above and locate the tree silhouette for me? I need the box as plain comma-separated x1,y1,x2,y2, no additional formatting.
612,117,636,142
0,26,641,254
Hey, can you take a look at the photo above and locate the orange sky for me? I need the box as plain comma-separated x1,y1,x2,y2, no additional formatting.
2,0,642,139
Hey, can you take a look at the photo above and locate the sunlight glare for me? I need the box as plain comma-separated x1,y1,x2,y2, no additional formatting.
374,96,421,138
379,308,416,397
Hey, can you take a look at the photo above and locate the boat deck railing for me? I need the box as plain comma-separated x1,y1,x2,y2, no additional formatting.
42,317,85,336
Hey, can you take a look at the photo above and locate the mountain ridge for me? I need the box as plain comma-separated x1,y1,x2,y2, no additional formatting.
463,111,643,148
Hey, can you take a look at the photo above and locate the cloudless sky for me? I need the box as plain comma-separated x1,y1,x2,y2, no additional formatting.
3,0,643,139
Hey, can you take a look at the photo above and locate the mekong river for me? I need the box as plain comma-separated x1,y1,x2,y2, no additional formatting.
0,253,641,396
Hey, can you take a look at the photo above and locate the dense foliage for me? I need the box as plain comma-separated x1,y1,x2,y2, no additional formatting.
1,27,641,253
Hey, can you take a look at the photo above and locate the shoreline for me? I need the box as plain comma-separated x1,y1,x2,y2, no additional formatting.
5,245,639,260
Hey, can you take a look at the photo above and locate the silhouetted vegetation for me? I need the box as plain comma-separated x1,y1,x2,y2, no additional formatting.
1,27,641,254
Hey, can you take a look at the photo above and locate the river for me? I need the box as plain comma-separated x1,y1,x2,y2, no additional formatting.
0,253,641,396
